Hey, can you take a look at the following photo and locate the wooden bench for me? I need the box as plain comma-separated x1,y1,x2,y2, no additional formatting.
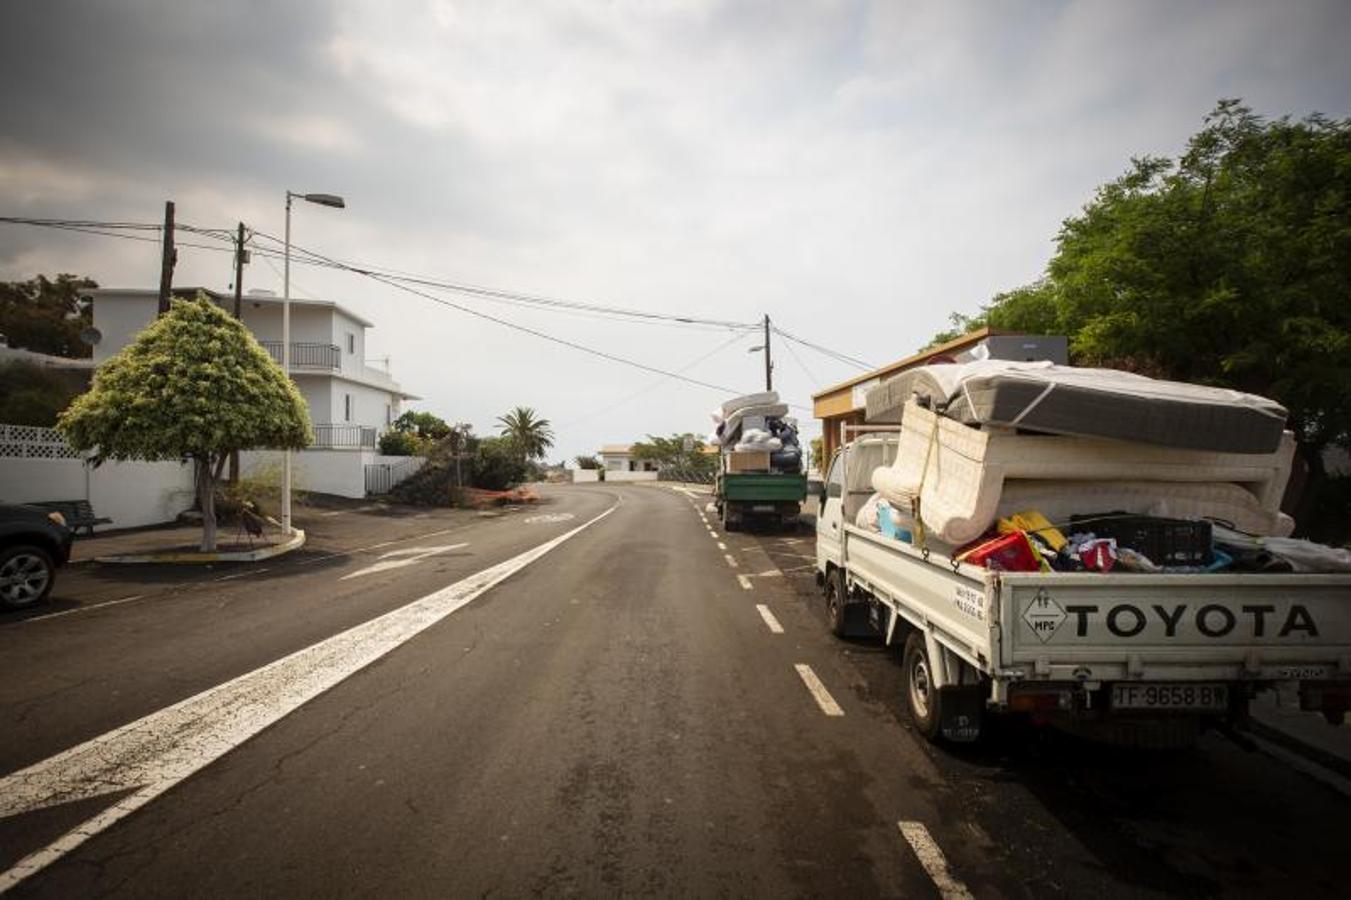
31,500,113,536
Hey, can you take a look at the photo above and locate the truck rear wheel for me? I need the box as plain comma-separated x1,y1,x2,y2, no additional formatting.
903,632,943,741
824,568,848,638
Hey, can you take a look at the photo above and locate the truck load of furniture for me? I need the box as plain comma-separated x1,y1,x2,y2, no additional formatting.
814,361,1351,747
711,390,807,530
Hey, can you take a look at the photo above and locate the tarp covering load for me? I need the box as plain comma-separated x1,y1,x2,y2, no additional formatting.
711,390,802,473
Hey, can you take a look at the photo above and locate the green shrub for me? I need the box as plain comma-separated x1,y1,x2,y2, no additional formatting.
379,429,422,456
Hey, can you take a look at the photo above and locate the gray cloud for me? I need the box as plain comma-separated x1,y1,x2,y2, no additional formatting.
3,0,1349,460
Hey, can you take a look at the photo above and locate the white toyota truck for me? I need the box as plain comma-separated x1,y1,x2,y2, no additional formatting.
812,433,1351,746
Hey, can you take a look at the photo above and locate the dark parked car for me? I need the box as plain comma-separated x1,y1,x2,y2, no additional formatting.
0,503,74,610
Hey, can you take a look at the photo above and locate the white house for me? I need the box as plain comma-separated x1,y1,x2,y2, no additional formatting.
597,444,659,482
89,287,421,498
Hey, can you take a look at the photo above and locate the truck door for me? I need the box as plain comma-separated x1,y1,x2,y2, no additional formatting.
817,449,845,566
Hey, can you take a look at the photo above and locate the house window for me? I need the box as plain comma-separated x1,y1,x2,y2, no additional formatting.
344,393,352,422
346,333,356,354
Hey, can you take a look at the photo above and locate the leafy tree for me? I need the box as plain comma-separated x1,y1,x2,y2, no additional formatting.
0,274,96,358
58,296,311,551
0,360,90,426
631,433,717,479
392,409,450,440
573,454,601,470
932,101,1351,535
496,406,554,461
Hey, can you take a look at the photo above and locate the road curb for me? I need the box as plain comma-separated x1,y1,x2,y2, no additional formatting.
94,528,307,564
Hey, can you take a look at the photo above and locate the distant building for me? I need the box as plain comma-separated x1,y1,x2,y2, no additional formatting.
594,443,660,482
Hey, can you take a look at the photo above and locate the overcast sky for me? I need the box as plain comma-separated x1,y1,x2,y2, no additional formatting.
2,0,1348,462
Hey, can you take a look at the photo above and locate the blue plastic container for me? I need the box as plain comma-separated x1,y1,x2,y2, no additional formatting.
876,500,913,543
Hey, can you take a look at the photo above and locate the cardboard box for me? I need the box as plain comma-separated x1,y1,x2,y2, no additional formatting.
725,450,771,473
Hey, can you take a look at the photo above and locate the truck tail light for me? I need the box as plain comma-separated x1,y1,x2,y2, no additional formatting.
1009,689,1072,713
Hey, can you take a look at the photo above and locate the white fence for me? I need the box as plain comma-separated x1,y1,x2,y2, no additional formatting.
364,456,427,494
0,424,196,530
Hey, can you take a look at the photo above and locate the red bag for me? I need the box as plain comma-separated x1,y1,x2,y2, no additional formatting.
956,531,1042,572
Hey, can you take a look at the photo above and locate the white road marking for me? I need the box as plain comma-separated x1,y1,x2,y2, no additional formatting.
338,543,468,581
303,527,460,566
794,664,844,716
756,605,784,633
214,567,272,582
898,822,974,899
20,595,146,624
0,505,615,894
717,541,727,551
737,574,753,590
524,513,576,524
723,554,738,568
755,569,782,578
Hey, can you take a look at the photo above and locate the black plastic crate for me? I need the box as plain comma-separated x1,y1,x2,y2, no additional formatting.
1069,513,1213,567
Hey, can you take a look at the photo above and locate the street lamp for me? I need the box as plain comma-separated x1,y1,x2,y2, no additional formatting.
282,190,345,535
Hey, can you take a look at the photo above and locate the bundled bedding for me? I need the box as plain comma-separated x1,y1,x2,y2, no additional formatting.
711,390,802,472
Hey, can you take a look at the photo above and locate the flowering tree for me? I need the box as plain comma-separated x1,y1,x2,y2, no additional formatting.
58,296,311,551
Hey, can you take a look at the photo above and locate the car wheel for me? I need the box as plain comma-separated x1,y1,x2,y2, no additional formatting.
825,568,848,637
904,631,943,741
0,544,56,610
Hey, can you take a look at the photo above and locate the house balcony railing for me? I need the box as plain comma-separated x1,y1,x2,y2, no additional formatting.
311,424,377,449
259,341,341,371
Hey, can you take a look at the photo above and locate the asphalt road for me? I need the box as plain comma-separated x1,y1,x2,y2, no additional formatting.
1,484,1347,897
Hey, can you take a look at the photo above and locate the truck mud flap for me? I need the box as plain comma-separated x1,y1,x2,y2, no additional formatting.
938,687,983,742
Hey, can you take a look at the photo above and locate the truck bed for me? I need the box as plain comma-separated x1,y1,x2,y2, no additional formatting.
840,523,1351,690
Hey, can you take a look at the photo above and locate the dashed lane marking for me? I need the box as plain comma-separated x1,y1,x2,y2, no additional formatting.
756,605,784,633
737,575,753,590
723,554,738,568
897,822,974,899
717,542,727,551
794,663,844,716
755,569,782,578
0,504,617,894
20,595,146,624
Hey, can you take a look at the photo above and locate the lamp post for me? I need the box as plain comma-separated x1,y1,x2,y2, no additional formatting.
282,190,345,535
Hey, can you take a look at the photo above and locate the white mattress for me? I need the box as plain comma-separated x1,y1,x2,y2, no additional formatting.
870,400,1295,545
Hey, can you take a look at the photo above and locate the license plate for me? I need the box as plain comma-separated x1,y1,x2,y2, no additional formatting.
1111,683,1229,711
752,504,776,513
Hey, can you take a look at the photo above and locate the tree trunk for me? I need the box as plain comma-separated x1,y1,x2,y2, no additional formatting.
198,456,218,553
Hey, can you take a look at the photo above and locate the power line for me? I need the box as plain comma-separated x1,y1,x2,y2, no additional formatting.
239,228,751,396
771,325,874,371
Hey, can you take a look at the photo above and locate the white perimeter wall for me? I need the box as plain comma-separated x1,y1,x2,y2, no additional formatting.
572,469,600,482
606,470,659,482
0,458,195,530
240,448,371,499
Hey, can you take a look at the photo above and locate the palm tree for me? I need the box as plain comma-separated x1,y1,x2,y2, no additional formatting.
496,406,555,461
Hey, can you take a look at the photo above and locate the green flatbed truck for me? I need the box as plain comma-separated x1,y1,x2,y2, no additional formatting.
715,471,807,531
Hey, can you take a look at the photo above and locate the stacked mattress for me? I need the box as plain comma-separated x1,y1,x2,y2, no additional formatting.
868,385,1296,546
710,391,803,471
865,360,1289,453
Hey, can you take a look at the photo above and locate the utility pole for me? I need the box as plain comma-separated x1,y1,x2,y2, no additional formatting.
232,222,246,318
156,200,176,316
229,222,247,485
763,314,773,391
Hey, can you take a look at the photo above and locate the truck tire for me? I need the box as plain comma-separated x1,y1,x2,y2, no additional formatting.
903,631,943,741
721,504,739,532
824,568,848,638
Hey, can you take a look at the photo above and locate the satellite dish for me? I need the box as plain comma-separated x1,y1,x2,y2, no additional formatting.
80,326,102,346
